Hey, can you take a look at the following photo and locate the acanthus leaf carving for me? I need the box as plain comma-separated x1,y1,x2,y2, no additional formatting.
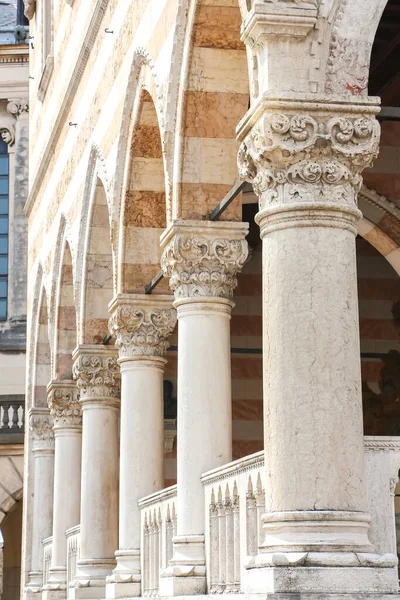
237,105,380,211
108,300,176,359
161,231,249,300
47,382,81,429
73,351,120,400
29,411,55,451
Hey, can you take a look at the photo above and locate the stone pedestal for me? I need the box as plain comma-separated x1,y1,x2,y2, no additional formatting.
70,346,120,599
160,221,248,595
237,95,399,595
25,409,54,595
106,294,176,599
42,382,82,600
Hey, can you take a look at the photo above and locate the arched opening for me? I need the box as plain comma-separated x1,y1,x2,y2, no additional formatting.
34,286,51,407
119,90,169,295
81,178,114,345
54,241,77,379
118,89,177,487
176,0,249,220
1,500,22,600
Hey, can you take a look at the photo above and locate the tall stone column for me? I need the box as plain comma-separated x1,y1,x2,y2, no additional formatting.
160,221,248,595
43,381,82,599
106,294,177,598
71,346,120,599
25,409,54,594
237,98,398,594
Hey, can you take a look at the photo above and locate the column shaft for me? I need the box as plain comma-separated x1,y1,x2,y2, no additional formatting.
72,346,120,598
237,96,399,594
44,381,82,596
160,220,248,596
175,299,232,536
26,409,54,592
106,293,176,598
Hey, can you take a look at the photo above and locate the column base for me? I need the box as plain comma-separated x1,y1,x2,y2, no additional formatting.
42,589,67,600
25,571,43,594
70,559,116,600
105,549,141,598
160,535,206,596
261,510,373,553
243,553,399,595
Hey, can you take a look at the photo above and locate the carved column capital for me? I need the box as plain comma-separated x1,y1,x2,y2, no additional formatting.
242,0,318,41
7,101,29,118
108,294,176,360
160,221,249,301
72,345,120,403
47,381,81,429
29,408,55,452
237,97,381,232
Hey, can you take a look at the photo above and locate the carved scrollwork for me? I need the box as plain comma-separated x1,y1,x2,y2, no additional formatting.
7,101,29,117
109,303,176,359
237,108,380,210
29,412,55,450
73,353,120,400
47,383,81,429
161,234,248,300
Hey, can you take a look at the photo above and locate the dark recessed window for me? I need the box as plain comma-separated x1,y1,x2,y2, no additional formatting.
17,0,29,27
0,138,9,322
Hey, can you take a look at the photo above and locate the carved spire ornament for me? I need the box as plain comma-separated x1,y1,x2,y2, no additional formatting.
237,98,381,221
47,381,81,429
108,294,176,359
161,221,249,300
72,346,120,400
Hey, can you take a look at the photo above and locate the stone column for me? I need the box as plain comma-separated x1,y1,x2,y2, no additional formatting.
43,381,82,599
160,221,248,595
25,409,54,594
71,346,120,599
106,294,176,598
237,98,398,594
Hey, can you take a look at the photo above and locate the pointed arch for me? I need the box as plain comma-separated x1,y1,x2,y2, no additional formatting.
325,0,389,95
172,0,250,220
32,282,52,408
112,48,169,231
50,215,78,380
76,145,115,344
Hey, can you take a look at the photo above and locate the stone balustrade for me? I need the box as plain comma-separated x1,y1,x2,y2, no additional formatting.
66,525,80,594
42,536,52,588
138,485,177,597
202,451,264,593
0,396,24,442
34,437,400,597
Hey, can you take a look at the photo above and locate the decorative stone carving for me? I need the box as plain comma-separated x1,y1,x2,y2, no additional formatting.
7,101,29,118
72,347,120,400
0,125,15,146
24,0,36,20
108,295,176,359
47,381,81,428
29,410,54,451
237,99,380,211
161,222,249,300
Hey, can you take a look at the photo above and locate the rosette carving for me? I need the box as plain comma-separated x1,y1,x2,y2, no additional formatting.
29,411,54,451
237,108,380,210
109,303,176,359
73,352,120,400
47,382,81,429
161,234,248,300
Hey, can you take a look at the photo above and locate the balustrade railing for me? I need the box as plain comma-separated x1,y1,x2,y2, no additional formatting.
139,485,177,596
42,536,53,587
66,525,80,590
0,396,24,442
202,451,265,594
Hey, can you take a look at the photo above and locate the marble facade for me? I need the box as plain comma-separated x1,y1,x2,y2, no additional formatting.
23,1,400,600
